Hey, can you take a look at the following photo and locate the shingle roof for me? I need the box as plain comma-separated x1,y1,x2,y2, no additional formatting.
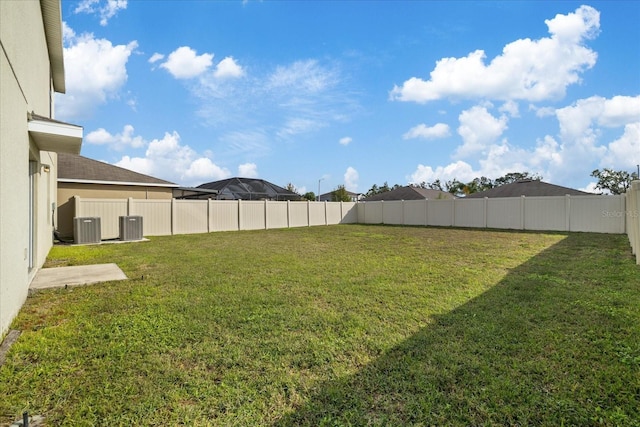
57,153,177,186
197,177,300,200
465,180,592,198
362,186,455,202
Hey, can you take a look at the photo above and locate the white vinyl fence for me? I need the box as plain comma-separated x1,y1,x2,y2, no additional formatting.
73,185,640,264
357,195,627,234
627,181,640,264
74,197,358,239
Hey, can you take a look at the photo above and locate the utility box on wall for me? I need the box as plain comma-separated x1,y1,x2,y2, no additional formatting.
74,217,101,244
119,216,143,241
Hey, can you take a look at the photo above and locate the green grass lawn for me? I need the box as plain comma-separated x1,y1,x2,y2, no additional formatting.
1,225,639,426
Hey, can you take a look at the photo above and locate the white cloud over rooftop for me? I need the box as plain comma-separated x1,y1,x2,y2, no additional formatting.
390,5,600,103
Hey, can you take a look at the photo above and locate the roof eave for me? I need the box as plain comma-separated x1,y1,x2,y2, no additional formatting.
28,118,82,154
40,0,65,93
59,178,179,188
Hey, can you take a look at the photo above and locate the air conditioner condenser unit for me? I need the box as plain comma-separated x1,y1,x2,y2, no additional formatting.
119,216,143,241
74,217,101,244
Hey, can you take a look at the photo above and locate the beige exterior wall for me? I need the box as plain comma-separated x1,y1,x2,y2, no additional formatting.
57,183,173,239
1,0,65,337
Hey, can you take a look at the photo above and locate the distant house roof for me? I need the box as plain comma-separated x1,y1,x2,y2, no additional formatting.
318,190,363,202
362,186,455,202
57,153,178,187
197,177,301,201
465,180,592,198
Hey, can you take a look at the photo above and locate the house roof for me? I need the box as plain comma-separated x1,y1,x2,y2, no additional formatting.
362,186,455,202
40,0,65,93
197,177,300,200
465,180,592,198
57,153,178,187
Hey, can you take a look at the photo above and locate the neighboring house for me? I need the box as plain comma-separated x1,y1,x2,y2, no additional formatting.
318,190,363,202
1,0,83,336
197,177,301,201
57,153,178,239
464,179,592,198
362,186,455,202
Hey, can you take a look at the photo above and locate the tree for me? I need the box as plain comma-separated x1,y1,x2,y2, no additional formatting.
463,176,494,194
365,182,401,197
331,185,352,202
365,184,379,198
285,182,299,194
444,179,465,196
427,180,443,191
493,172,542,187
591,168,639,195
302,191,316,201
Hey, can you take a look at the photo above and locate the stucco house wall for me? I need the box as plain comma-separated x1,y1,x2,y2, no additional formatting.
0,0,80,337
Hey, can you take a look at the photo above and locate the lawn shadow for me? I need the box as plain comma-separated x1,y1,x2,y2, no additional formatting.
274,232,639,426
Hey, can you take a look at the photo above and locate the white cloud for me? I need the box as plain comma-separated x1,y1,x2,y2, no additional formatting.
115,131,230,186
554,95,639,170
74,0,127,26
267,59,338,94
344,167,359,191
390,5,599,103
456,106,508,157
85,124,145,150
56,27,137,120
339,136,353,146
602,123,640,169
579,182,600,193
406,94,639,189
403,123,450,140
238,163,258,177
409,161,476,185
214,57,245,79
149,53,165,64
161,46,214,79
499,100,520,118
194,58,359,156
277,118,323,138
184,158,230,181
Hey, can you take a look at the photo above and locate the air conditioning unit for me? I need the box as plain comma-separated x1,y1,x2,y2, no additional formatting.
119,216,143,241
74,217,101,244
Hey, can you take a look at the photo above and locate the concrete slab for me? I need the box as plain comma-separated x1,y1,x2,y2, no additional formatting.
30,263,128,290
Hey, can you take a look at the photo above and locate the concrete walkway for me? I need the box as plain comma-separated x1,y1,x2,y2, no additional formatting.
30,263,128,290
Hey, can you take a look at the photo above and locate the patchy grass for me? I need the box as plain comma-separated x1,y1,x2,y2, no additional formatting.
1,225,638,426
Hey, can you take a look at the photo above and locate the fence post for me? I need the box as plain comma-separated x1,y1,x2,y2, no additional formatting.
238,200,243,231
74,195,81,217
520,195,525,230
565,195,571,231
324,200,328,226
207,199,212,233
264,200,269,230
287,200,291,228
630,181,640,264
171,198,176,235
483,197,488,228
452,199,456,227
424,198,429,226
307,200,311,227
619,194,626,234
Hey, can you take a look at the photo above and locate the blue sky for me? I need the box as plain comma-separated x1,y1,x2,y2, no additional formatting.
58,0,639,195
